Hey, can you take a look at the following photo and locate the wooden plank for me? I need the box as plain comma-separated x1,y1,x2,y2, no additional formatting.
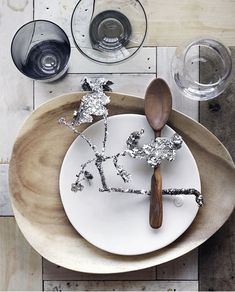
0,0,33,163
199,215,235,291
0,164,13,216
0,1,38,291
0,217,42,291
157,47,198,121
157,249,198,280
146,0,235,46
199,47,235,161
34,73,156,107
35,0,235,47
43,259,156,281
34,0,78,47
68,47,156,74
199,47,235,291
44,280,198,291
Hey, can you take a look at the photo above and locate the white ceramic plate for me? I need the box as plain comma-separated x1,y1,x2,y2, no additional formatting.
60,114,201,255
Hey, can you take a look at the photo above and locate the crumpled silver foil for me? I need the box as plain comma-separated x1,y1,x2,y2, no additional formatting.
72,77,110,126
59,77,203,207
126,130,183,167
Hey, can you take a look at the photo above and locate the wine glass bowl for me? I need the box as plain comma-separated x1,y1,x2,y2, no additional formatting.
171,39,232,101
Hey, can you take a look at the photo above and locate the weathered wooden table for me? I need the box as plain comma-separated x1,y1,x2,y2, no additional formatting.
0,0,234,291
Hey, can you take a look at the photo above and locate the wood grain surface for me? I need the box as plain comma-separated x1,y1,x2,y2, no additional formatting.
146,0,235,46
157,249,198,280
0,217,42,291
43,259,156,281
43,280,198,291
35,0,235,46
199,47,235,291
0,0,33,164
8,92,235,274
69,47,156,74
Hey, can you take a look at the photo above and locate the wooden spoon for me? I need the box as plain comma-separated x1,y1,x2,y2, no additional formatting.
144,78,172,229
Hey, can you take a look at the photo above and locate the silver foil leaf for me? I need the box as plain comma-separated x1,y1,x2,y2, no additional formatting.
126,132,183,167
73,92,110,125
81,77,111,92
126,129,144,149
71,77,111,126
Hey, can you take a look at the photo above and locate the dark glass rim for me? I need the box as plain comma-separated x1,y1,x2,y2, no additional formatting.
11,19,71,80
71,0,148,65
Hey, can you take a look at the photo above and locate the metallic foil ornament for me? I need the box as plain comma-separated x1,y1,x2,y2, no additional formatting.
59,77,203,207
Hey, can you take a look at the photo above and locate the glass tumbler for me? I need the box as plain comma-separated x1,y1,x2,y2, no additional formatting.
71,0,147,64
171,39,232,101
11,20,71,82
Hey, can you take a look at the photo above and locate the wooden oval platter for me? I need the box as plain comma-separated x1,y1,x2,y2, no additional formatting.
9,92,235,273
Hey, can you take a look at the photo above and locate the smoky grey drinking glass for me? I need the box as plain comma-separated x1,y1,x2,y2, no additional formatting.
71,0,147,64
171,39,232,101
11,20,71,82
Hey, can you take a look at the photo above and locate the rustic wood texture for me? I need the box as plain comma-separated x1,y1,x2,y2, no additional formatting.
146,0,235,46
69,47,156,74
35,0,235,46
157,249,198,280
8,92,235,274
150,166,163,228
199,47,235,291
34,0,77,46
43,259,156,281
0,217,42,291
0,0,33,163
199,47,235,162
43,280,198,291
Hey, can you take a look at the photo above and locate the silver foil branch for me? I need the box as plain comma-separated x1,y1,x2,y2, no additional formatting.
58,77,203,207
99,187,203,207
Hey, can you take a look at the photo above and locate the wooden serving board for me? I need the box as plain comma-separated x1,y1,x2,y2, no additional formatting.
9,92,235,274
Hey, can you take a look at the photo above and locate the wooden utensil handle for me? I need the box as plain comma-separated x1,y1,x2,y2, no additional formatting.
149,130,162,229
150,166,163,228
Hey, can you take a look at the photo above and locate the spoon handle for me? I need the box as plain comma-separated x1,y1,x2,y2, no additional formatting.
150,167,163,228
149,131,163,229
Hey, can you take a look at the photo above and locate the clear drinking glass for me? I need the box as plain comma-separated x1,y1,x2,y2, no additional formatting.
171,39,232,101
11,20,71,82
71,0,147,64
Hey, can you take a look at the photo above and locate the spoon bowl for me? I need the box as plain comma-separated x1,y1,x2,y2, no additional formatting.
145,78,172,134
